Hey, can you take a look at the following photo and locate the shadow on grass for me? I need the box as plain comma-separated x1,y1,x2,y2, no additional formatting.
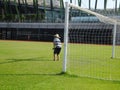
0,72,75,78
0,73,60,76
0,57,52,64
0,72,66,77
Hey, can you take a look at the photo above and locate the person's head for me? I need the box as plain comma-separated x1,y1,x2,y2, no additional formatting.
54,34,60,38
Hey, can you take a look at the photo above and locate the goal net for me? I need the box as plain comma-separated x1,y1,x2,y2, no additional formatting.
63,2,120,81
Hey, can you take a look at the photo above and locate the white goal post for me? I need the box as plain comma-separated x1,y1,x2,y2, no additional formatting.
63,2,120,81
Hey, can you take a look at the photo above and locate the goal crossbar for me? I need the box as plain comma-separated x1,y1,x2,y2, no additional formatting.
69,3,117,25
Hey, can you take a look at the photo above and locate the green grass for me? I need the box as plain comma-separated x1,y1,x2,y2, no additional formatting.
68,43,120,80
0,40,120,90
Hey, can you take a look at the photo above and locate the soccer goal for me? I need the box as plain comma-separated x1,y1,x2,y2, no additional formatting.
63,2,120,81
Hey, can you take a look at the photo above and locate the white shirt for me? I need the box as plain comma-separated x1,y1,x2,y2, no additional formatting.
53,38,62,48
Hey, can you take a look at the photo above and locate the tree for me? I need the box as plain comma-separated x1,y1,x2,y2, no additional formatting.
78,0,81,7
115,0,117,13
70,0,72,3
14,0,20,21
119,2,120,13
104,0,107,10
95,0,98,10
89,0,91,9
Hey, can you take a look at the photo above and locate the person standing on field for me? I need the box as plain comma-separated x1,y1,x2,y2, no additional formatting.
53,34,62,61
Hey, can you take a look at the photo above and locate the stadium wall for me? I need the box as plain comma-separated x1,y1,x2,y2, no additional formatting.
0,22,116,44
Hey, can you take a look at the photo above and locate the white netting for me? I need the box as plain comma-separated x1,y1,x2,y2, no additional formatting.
65,3,120,81
69,3,120,25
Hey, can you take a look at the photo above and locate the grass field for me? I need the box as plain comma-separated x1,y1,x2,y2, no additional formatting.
0,40,120,90
68,43,120,80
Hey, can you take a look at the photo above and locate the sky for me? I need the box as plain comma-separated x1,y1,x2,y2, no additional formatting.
64,0,120,9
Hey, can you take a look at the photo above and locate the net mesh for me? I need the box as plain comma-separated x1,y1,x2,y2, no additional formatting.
66,3,120,81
